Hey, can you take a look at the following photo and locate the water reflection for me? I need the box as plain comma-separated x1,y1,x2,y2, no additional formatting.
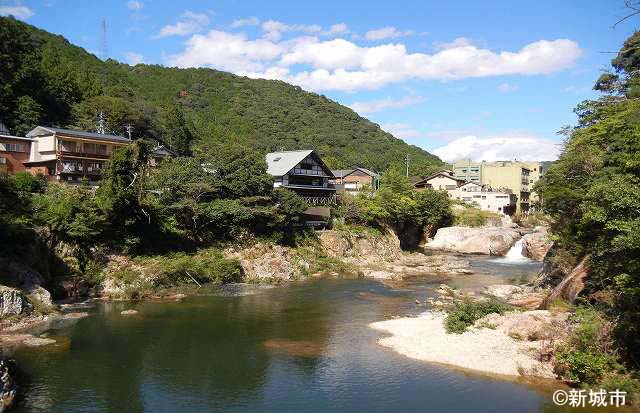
12,260,630,413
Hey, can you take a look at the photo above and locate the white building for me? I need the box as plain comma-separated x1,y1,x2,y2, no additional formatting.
414,170,464,194
452,182,516,215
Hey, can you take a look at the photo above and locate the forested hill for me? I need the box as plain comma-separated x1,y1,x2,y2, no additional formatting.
0,16,442,174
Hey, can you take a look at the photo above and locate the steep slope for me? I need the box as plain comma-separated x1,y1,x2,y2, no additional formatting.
0,16,442,173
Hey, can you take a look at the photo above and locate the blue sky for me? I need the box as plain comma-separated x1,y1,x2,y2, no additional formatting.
1,0,637,161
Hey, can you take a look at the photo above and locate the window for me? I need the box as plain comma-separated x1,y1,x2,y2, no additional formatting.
86,162,102,172
96,144,107,155
0,157,5,164
5,143,26,152
84,143,96,154
473,195,481,198
60,140,77,152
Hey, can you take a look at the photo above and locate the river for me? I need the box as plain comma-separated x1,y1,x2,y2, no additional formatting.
9,254,591,412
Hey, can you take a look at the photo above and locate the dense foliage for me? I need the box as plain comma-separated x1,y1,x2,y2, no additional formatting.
0,16,442,175
444,299,511,334
537,31,640,370
334,170,453,248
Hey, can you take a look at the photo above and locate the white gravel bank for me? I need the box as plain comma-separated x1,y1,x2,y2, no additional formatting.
369,311,555,378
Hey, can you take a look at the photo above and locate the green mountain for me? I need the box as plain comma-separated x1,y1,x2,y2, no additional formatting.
0,16,442,174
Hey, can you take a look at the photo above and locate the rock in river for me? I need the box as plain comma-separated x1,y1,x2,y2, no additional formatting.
0,359,17,413
121,309,139,316
425,226,520,256
521,228,552,261
0,287,31,317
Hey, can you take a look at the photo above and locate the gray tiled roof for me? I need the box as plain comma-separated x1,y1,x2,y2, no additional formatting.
331,167,379,178
266,150,314,176
26,126,131,143
331,169,354,178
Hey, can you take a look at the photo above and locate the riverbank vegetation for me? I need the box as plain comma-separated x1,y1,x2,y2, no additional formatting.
444,299,512,334
451,203,502,227
0,140,454,299
536,30,640,396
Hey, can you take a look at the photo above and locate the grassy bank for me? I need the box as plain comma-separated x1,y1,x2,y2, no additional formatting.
452,204,502,227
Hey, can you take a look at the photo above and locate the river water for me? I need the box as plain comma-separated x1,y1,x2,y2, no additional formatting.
8,254,605,412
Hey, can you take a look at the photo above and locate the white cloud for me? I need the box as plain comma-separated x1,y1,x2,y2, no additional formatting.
323,23,349,36
498,82,519,92
124,52,145,65
349,95,424,114
155,11,209,38
261,19,321,41
230,17,260,28
0,5,34,19
127,1,143,11
168,27,582,92
166,30,285,72
380,123,422,139
433,134,561,162
434,37,473,50
365,26,413,41
245,38,582,92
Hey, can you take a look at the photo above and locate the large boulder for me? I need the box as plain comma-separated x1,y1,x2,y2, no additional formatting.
226,243,299,281
521,228,553,261
0,287,31,317
425,226,521,255
319,229,402,266
5,263,53,309
0,359,17,413
478,310,569,341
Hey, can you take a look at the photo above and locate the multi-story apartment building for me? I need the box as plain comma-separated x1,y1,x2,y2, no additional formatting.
518,161,543,203
452,159,482,183
23,126,132,183
480,161,531,213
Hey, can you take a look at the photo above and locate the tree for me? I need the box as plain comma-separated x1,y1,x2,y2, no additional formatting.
34,182,106,277
536,30,640,363
13,96,43,135
197,143,274,199
159,103,194,156
270,188,307,244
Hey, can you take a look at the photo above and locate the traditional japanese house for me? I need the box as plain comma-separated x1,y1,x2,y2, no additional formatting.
266,149,336,225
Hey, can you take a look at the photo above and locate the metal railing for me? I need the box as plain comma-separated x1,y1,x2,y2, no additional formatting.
302,195,337,206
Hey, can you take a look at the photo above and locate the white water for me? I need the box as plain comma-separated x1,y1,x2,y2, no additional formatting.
490,239,529,263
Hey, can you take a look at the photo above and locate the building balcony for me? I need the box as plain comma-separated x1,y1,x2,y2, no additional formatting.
60,168,102,175
282,184,336,191
302,195,337,206
59,151,110,160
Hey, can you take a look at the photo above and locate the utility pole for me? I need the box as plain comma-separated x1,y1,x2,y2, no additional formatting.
125,124,133,140
405,154,410,177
